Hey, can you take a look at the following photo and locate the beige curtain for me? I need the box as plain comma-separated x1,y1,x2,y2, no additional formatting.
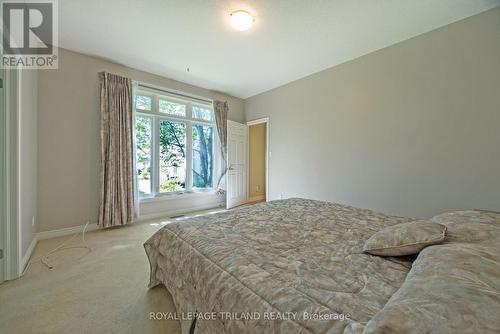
98,72,135,228
213,100,228,191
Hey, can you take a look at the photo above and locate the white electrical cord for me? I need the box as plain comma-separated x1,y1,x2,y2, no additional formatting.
21,221,92,277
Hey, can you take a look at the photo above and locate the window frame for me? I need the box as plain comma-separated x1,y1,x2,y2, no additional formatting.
134,89,218,200
135,114,154,196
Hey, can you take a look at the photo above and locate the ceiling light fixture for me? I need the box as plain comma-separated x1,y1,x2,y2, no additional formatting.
230,10,255,31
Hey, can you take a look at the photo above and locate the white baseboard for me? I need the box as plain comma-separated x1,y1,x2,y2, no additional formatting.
136,202,225,222
20,234,39,275
19,223,98,275
248,195,265,202
34,202,224,241
37,222,99,241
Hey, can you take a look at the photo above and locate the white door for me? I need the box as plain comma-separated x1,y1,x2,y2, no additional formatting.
226,120,247,209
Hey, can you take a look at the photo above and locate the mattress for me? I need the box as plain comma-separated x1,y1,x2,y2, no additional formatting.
144,198,414,334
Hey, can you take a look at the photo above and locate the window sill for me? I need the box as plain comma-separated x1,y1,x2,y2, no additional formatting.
139,190,219,203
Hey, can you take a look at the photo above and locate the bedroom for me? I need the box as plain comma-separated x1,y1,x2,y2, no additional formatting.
1,1,500,333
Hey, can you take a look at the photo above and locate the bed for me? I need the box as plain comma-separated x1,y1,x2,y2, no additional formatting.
144,198,414,333
144,198,500,334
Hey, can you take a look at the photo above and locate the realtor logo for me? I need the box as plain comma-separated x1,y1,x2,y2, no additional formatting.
1,0,58,69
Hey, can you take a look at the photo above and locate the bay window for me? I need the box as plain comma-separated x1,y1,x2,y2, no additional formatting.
134,89,216,198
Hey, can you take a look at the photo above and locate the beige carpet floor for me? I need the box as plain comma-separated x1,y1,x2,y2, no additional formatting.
0,207,226,334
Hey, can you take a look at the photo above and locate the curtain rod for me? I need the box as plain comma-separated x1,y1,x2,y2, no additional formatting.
135,82,213,104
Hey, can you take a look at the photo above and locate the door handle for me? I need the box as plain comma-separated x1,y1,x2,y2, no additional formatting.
228,167,234,171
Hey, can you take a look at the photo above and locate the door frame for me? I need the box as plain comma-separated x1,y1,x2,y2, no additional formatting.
0,69,4,283
1,69,20,282
246,117,269,203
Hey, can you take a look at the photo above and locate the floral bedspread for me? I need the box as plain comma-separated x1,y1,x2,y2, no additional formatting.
144,198,414,334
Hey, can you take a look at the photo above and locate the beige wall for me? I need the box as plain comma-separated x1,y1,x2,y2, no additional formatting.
245,8,500,219
19,70,38,257
248,123,266,200
38,48,244,232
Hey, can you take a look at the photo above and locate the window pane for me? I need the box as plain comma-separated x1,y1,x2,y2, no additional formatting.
192,125,214,189
192,106,214,122
136,95,152,111
159,99,186,117
135,116,152,196
159,120,186,192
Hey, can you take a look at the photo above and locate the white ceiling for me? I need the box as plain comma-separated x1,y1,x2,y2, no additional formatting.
58,0,500,99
